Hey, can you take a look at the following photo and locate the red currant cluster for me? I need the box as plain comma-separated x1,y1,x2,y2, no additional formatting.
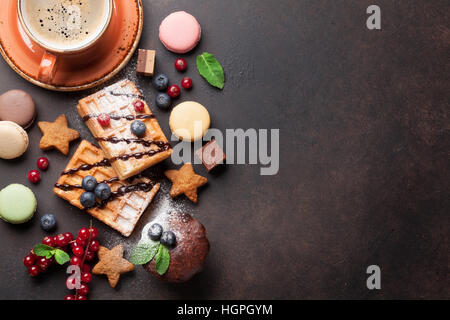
23,232,72,276
23,226,100,300
64,227,100,300
27,157,50,184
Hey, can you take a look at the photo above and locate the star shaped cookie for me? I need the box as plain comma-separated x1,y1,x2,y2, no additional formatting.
38,114,79,155
165,163,208,203
92,244,134,288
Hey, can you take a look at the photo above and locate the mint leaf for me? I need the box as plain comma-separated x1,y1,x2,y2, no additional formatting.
196,52,225,89
33,244,54,258
54,249,70,265
46,250,56,259
129,242,159,265
155,244,170,275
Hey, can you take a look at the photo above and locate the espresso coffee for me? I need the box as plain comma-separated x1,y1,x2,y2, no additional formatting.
20,0,111,51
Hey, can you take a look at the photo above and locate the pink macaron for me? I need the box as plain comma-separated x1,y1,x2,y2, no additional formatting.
159,11,201,54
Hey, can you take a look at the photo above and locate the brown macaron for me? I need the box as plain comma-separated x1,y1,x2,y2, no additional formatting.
0,90,36,129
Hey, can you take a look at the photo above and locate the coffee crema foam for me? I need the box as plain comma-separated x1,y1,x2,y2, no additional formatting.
21,0,110,51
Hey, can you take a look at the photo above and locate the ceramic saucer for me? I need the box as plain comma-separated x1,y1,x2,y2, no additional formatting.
0,0,143,92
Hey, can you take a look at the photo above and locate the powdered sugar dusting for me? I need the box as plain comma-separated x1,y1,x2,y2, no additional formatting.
100,179,192,255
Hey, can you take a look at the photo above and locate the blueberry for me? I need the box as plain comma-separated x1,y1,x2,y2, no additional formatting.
152,74,169,91
95,183,111,200
80,192,96,208
160,231,176,248
155,93,172,109
40,214,56,231
82,175,98,191
148,223,163,241
131,120,146,137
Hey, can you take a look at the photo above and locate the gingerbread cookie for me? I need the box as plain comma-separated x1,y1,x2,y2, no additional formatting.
165,163,208,203
38,114,80,155
92,244,134,288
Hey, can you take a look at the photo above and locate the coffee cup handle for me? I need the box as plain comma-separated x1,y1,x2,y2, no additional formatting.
38,51,58,84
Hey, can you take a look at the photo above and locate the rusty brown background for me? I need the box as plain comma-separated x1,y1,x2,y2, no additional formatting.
0,0,448,299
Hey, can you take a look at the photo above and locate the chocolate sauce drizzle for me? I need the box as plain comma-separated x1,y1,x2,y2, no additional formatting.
96,137,171,149
55,178,120,191
108,144,172,162
55,175,157,209
61,159,111,176
107,90,144,100
93,180,157,209
59,141,171,177
82,114,155,122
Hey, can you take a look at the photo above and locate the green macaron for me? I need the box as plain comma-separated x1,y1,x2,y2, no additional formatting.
0,184,37,224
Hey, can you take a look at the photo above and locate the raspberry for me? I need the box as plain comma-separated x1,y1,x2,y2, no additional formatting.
97,113,111,126
133,100,145,112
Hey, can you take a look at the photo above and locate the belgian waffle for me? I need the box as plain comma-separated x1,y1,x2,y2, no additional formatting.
77,79,173,180
53,140,160,237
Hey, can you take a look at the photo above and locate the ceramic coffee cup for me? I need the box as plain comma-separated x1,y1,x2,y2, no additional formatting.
17,0,113,84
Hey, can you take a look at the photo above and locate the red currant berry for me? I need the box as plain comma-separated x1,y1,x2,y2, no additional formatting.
85,251,95,261
77,283,89,296
29,252,37,259
36,257,52,271
133,100,145,112
37,157,49,171
64,232,74,242
78,283,89,296
66,277,77,290
181,77,193,89
88,227,99,240
42,236,54,247
72,246,84,257
71,239,82,249
88,240,100,252
27,170,40,184
81,272,92,283
78,228,90,241
64,295,75,300
28,265,40,277
81,264,91,273
23,254,36,267
167,85,181,98
55,233,68,247
97,113,111,127
75,237,88,247
70,256,82,267
76,295,87,300
174,58,187,71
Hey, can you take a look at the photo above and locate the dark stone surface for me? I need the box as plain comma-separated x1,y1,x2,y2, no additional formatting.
0,0,448,299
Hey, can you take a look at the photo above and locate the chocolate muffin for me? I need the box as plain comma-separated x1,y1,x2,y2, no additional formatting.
143,212,209,282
